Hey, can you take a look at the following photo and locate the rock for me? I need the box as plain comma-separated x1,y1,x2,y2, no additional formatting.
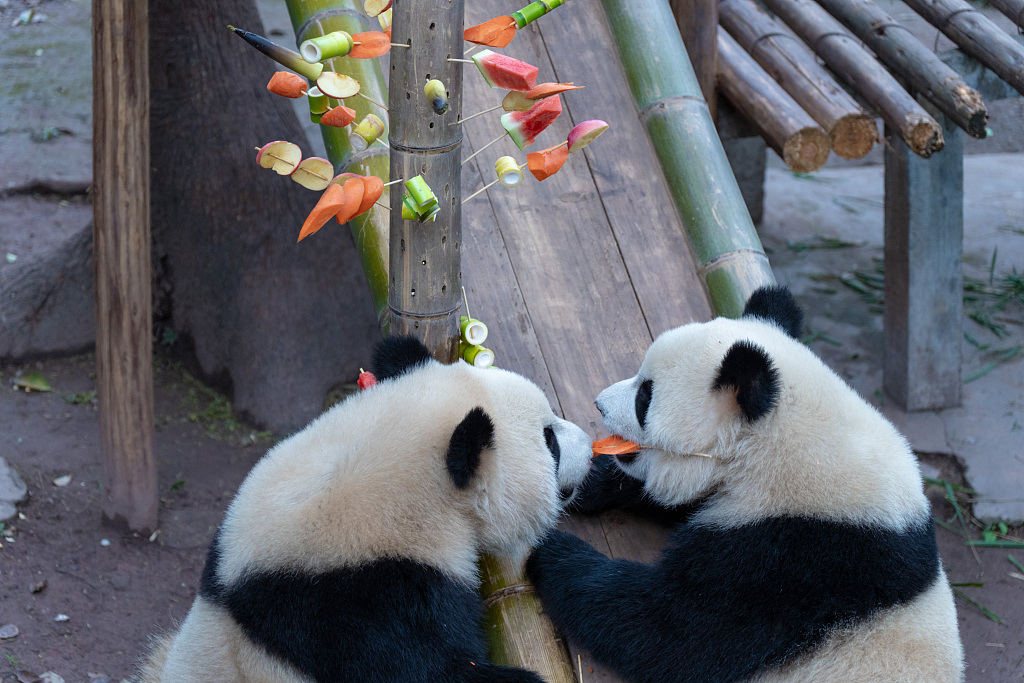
53,614,69,622
38,674,65,683
0,457,28,521
52,475,71,487
0,623,18,639
30,579,47,593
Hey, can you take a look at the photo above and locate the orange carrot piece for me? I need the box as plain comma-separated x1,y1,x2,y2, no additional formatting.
352,175,384,218
349,31,391,59
321,105,357,128
526,142,568,181
267,71,308,98
592,435,641,457
525,82,583,100
334,178,366,224
298,184,346,242
464,15,517,47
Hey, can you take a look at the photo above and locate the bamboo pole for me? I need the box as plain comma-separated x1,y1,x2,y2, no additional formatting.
900,0,1024,97
719,0,876,159
988,0,1024,31
717,29,831,172
601,0,774,318
93,0,157,532
669,0,718,118
814,0,988,138
286,0,391,321
759,0,944,158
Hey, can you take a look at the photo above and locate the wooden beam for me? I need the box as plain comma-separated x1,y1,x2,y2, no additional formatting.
901,0,1024,97
92,0,157,531
988,0,1024,31
940,38,1024,101
717,29,831,172
815,0,988,138
719,0,875,159
669,0,719,118
759,0,944,158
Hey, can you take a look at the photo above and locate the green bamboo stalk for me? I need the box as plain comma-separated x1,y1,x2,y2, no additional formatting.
599,0,774,317
286,0,390,321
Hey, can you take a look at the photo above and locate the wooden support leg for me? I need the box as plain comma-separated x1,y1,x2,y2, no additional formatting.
93,0,157,530
883,112,963,410
669,0,718,118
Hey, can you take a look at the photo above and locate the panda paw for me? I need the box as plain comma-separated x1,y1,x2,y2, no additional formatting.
525,530,599,589
570,453,643,515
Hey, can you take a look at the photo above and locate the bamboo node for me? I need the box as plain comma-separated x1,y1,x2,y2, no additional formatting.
481,583,535,608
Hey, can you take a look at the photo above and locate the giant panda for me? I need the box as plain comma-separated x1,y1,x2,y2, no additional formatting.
525,286,964,683
139,335,592,683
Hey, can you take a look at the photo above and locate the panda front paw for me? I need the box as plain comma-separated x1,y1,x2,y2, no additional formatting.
525,530,599,592
571,453,645,515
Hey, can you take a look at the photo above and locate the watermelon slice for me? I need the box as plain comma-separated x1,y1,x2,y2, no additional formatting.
471,49,538,92
500,96,562,149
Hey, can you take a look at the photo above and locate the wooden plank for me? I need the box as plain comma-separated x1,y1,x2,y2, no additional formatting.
669,0,719,118
93,0,157,531
883,111,963,410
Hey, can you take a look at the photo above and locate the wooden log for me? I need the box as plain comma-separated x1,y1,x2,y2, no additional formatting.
601,0,774,318
719,0,876,159
815,0,988,138
988,0,1024,31
759,0,944,158
93,0,157,531
900,0,1024,97
717,29,831,172
669,0,718,118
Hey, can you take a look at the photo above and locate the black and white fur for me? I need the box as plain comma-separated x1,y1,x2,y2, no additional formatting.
140,336,591,683
526,286,964,683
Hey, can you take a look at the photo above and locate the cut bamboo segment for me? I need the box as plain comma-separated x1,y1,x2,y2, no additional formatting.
900,0,1024,97
719,0,875,159
988,0,1024,30
815,0,988,138
759,0,944,158
717,29,831,172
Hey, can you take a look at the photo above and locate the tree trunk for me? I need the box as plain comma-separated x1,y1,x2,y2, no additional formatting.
149,0,378,433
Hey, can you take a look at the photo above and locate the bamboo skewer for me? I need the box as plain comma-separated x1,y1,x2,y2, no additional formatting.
358,91,389,110
717,29,831,172
462,133,506,164
759,0,944,158
453,104,503,125
719,0,876,159
814,0,988,138
900,0,1024,97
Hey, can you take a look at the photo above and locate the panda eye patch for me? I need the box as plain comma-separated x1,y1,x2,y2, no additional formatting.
635,379,653,430
543,426,561,468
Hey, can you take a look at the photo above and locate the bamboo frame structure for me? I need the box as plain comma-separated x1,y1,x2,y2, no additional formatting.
719,0,876,159
717,29,831,172
988,0,1024,31
669,0,718,117
814,0,988,138
600,0,774,317
759,0,944,158
900,0,1024,97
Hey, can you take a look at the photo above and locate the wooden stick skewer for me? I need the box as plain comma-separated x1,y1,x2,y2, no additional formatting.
382,178,404,187
462,286,472,319
448,57,475,63
252,146,331,178
357,91,389,110
462,177,501,204
461,133,506,165
451,104,502,125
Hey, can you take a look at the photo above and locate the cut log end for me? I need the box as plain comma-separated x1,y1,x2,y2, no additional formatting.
830,113,877,160
953,84,989,139
903,116,945,158
782,126,831,173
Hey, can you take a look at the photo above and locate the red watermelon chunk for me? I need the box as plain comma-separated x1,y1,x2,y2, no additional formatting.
500,96,562,149
472,49,538,92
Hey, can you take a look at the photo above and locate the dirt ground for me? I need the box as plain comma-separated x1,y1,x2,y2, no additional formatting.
0,351,1021,682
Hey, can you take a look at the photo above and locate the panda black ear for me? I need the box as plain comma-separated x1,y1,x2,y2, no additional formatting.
372,335,435,381
446,407,494,489
713,341,780,422
742,285,803,339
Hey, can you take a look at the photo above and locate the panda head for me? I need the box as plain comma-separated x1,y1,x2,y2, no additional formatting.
595,286,927,527
372,336,592,559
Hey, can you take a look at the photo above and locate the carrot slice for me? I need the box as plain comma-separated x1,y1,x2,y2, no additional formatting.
592,435,641,457
349,31,391,59
267,71,308,98
334,178,366,224
525,82,583,100
321,105,357,128
352,175,384,218
464,15,517,47
298,184,346,242
526,142,568,181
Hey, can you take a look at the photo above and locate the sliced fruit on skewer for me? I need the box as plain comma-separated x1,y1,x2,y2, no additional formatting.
464,15,517,48
320,104,357,128
357,369,378,389
526,142,568,181
228,25,323,81
471,49,538,92
500,96,562,149
316,72,361,98
592,435,641,457
298,183,347,242
256,140,302,175
363,0,392,18
502,82,583,111
356,175,384,215
567,119,610,152
334,178,366,225
291,157,334,191
267,71,308,98
349,31,391,59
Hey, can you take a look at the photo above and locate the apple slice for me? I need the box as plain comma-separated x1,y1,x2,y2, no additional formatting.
256,140,302,175
316,71,360,99
291,157,334,191
363,0,392,17
298,184,346,242
502,82,583,112
567,119,609,153
321,105,357,128
501,90,534,112
349,31,391,59
267,71,308,98
526,142,568,181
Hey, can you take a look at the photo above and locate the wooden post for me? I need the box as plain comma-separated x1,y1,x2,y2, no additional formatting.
388,0,463,361
669,0,718,118
93,0,157,530
988,0,1024,31
883,111,963,410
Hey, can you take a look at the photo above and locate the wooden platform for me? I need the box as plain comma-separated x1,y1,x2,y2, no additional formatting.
460,0,714,678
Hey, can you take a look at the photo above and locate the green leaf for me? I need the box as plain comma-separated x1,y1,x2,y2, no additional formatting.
1008,554,1024,574
13,372,52,392
951,587,1003,624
